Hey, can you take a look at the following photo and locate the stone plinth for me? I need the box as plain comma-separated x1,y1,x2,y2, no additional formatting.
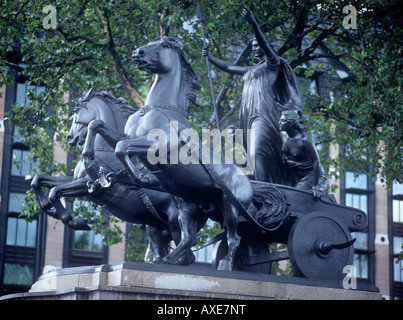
1,262,381,300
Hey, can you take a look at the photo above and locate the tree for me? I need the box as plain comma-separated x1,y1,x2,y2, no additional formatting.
1,0,402,250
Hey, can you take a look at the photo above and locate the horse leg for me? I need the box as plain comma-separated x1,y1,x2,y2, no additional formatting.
48,178,92,230
31,174,74,217
145,225,171,262
217,199,241,271
161,197,197,266
115,138,160,186
82,119,124,160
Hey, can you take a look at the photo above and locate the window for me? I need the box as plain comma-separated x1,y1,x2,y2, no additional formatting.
16,83,45,107
11,148,34,177
194,244,215,264
11,83,43,178
393,237,403,282
344,171,371,280
8,192,25,213
74,230,103,252
392,182,403,223
6,193,37,248
1,80,45,293
393,200,403,223
392,182,403,299
6,217,37,247
346,171,367,190
72,200,103,252
3,263,34,286
354,254,368,279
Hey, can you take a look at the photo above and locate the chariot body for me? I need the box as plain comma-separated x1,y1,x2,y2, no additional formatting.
212,180,366,281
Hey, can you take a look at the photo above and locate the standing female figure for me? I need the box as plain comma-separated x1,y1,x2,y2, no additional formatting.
203,8,303,184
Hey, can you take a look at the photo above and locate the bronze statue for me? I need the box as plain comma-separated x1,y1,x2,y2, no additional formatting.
29,9,369,281
203,8,303,184
31,90,194,264
279,110,328,198
82,37,254,271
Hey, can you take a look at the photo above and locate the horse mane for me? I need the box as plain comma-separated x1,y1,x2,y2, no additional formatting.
95,92,136,120
74,89,136,120
156,36,201,107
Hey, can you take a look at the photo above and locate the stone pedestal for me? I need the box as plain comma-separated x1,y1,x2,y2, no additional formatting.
1,262,381,300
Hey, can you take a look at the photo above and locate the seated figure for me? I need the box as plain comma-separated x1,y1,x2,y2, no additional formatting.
279,110,328,198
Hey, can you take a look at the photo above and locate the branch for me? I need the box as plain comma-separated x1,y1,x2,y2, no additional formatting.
38,70,66,109
278,5,309,56
159,6,170,37
290,52,348,68
97,6,144,108
30,54,95,69
57,27,95,44
289,24,339,68
312,110,355,127
312,110,384,135
13,0,29,19
301,15,338,39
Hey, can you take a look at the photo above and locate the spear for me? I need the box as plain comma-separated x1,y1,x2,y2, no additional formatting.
197,0,224,159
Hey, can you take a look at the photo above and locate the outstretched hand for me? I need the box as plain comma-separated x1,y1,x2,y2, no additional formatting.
242,8,257,26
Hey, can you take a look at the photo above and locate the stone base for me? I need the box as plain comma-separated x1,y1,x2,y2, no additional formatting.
1,262,381,300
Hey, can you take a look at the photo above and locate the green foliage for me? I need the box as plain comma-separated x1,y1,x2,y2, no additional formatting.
195,220,222,249
269,243,293,276
1,0,402,254
125,225,149,262
68,199,124,246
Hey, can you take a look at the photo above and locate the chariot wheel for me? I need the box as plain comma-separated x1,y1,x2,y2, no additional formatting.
212,238,272,274
287,211,355,281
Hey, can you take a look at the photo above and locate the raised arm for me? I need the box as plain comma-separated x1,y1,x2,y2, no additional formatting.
242,8,280,67
202,47,248,76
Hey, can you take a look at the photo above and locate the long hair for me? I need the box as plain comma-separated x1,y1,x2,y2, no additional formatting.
281,110,306,131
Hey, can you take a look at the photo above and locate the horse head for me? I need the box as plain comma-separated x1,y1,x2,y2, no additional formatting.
67,89,135,146
67,88,97,146
132,36,183,73
132,36,200,108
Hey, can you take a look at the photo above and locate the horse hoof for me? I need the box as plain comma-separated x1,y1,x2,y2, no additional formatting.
160,257,172,265
176,253,196,266
217,259,233,271
150,258,164,264
69,219,91,230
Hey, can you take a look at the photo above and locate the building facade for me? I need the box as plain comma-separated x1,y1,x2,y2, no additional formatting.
0,57,402,299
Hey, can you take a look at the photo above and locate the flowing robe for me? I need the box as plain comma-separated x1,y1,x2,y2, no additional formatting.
240,58,303,185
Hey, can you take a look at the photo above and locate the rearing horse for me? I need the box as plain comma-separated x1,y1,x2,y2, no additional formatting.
83,37,254,270
32,89,193,263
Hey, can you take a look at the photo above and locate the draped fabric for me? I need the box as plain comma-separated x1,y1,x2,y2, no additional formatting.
240,58,303,185
286,158,329,197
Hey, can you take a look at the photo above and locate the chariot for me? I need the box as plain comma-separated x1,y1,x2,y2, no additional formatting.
212,180,366,281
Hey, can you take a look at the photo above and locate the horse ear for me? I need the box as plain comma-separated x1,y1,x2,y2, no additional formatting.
83,88,95,100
